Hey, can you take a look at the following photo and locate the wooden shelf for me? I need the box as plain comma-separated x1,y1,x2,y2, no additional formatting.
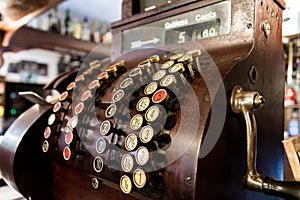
5,26,111,58
0,0,111,66
0,0,63,32
283,33,300,43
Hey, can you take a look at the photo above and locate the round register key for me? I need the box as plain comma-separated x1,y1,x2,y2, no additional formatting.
130,114,144,130
121,154,134,173
97,71,109,81
53,102,62,113
152,70,166,81
44,127,51,139
96,138,109,154
129,68,142,77
93,156,104,173
125,133,138,151
81,90,92,101
69,115,78,129
120,77,133,89
105,104,117,118
161,60,174,70
99,120,114,136
59,91,71,102
112,90,125,103
133,168,147,188
88,80,100,90
66,82,76,91
48,114,56,126
42,140,49,153
135,146,150,166
74,102,85,115
136,96,150,112
63,146,72,160
145,105,160,122
65,132,73,145
139,125,154,143
120,175,132,194
152,89,168,104
144,82,158,95
160,75,176,87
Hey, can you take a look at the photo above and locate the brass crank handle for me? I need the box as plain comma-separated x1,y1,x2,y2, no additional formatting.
230,85,300,200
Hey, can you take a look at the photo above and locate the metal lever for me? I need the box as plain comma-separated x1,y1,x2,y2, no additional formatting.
230,85,300,200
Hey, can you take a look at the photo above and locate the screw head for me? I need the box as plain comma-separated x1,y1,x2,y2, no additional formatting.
92,178,99,189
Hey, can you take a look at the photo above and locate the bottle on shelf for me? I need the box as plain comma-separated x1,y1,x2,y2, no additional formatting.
295,58,300,104
64,9,73,36
49,7,62,34
103,29,113,45
288,107,300,137
36,13,49,32
100,22,108,43
81,17,90,41
72,14,82,40
48,12,53,30
90,19,100,43
285,85,297,106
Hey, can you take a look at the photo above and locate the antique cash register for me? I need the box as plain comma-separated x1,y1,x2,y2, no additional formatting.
1,0,300,199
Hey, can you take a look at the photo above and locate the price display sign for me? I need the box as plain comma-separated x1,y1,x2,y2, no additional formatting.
122,1,231,53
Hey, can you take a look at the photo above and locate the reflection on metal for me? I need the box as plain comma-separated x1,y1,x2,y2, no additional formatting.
231,85,300,200
261,21,271,38
248,66,258,84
